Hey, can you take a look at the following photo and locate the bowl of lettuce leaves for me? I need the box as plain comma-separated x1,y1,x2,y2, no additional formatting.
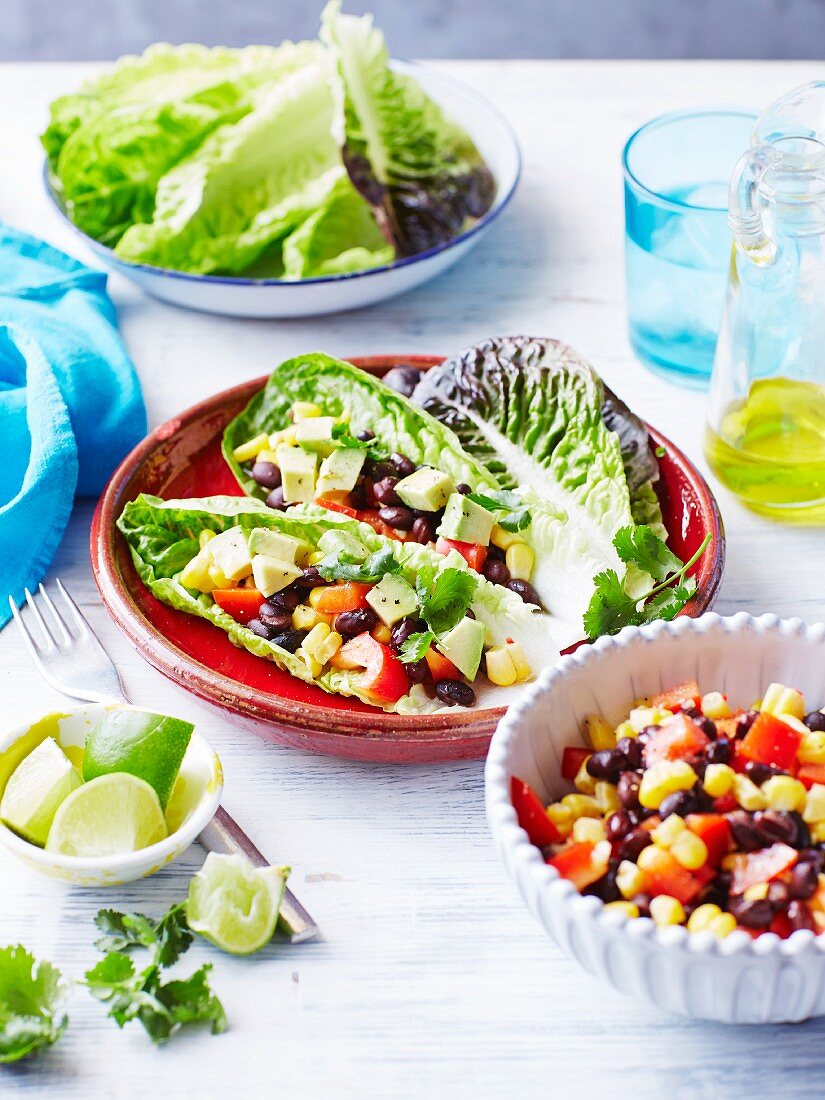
41,2,519,318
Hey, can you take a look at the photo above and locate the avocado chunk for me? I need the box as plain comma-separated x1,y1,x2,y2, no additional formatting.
316,447,366,497
366,574,418,627
207,526,253,582
436,617,487,680
277,444,318,503
395,467,455,511
294,416,337,453
317,529,369,562
251,555,303,598
248,528,308,564
437,494,495,546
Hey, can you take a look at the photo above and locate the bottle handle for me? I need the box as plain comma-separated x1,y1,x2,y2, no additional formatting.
728,144,781,265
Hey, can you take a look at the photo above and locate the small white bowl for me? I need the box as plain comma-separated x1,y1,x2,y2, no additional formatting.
44,60,521,319
485,613,825,1024
0,704,223,887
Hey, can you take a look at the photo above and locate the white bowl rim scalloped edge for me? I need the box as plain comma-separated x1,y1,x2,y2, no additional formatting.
485,612,825,970
0,703,223,876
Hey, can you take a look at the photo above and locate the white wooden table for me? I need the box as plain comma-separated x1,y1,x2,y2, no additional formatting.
1,59,824,1100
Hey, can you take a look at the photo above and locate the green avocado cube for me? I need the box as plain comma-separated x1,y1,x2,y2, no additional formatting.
395,467,455,512
251,555,303,598
437,494,495,546
366,574,418,627
277,444,318,503
436,617,487,680
294,416,337,454
248,528,308,564
317,529,369,562
208,526,253,581
316,448,366,496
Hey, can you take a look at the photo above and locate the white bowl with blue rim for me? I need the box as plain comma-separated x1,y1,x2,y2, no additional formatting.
43,61,521,320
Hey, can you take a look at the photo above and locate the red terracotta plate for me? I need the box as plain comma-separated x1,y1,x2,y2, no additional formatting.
91,356,725,763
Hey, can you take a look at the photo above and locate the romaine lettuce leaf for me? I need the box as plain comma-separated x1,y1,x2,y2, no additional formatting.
222,352,500,499
320,0,495,256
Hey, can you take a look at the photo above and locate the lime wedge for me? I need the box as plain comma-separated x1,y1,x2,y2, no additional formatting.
187,853,290,955
0,737,81,847
83,710,194,810
46,773,168,857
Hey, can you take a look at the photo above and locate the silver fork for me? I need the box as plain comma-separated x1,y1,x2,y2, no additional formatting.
9,580,318,944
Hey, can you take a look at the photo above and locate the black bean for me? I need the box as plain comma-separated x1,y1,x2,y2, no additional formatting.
356,429,375,442
411,516,434,544
266,487,287,510
768,880,792,907
335,608,378,639
506,579,542,607
793,813,812,849
378,505,415,531
348,481,368,509
371,460,398,481
617,772,642,810
630,893,651,918
373,477,400,506
736,711,758,739
483,559,510,586
726,811,763,852
706,737,733,765
681,704,701,719
390,618,424,653
296,566,323,589
804,711,825,733
602,860,622,903
790,862,819,901
744,761,784,786
586,750,626,783
382,365,424,397
616,737,644,769
247,618,275,640
728,896,774,929
798,847,824,872
258,605,293,631
486,544,505,562
753,809,798,846
267,586,301,612
697,716,717,739
271,629,308,653
659,790,698,819
435,679,475,707
251,461,281,490
787,900,816,932
390,453,416,478
607,811,632,843
456,483,472,495
620,827,652,862
405,658,429,684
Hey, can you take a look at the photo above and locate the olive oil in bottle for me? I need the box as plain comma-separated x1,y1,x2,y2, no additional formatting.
704,377,825,520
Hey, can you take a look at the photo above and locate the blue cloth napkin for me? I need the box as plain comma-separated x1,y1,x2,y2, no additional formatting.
0,226,146,628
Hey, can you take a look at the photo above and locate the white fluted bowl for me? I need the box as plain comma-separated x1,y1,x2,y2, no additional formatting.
485,613,825,1024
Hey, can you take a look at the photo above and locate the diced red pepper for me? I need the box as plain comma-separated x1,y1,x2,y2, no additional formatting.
547,841,608,891
685,814,732,866
510,777,562,847
738,712,803,772
311,582,372,615
212,587,265,624
356,509,406,541
798,763,825,790
713,793,738,814
424,646,463,682
561,746,591,781
729,843,798,895
639,847,704,905
643,712,711,765
329,633,409,704
315,496,358,518
768,911,795,940
435,537,488,572
651,680,701,713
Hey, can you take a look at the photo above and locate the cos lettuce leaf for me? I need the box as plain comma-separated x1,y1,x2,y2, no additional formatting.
320,0,495,256
222,352,500,499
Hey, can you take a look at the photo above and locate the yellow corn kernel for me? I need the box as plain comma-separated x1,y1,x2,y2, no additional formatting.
296,648,323,678
485,646,517,687
305,550,324,565
616,860,647,900
199,529,216,549
208,564,231,589
638,760,696,809
803,783,825,824
546,803,574,836
505,542,534,582
573,759,597,795
761,682,806,721
707,912,737,939
372,622,392,645
652,814,686,849
595,781,620,815
604,900,640,919
721,854,739,872
291,401,322,421
637,845,662,872
560,793,602,820
308,587,330,610
232,432,270,462
583,714,615,751
628,706,667,734
614,720,638,742
269,428,297,448
649,895,686,927
811,822,825,844
762,775,807,813
591,840,613,873
670,831,708,871
687,903,722,933
572,817,607,844
733,773,767,812
180,550,214,592
701,691,731,720
490,523,523,551
814,911,825,932
744,882,769,902
292,604,331,631
313,630,342,666
504,640,532,681
302,622,331,661
703,763,735,798
798,732,825,765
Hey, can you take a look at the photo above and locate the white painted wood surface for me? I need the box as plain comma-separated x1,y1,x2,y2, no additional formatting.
1,60,824,1100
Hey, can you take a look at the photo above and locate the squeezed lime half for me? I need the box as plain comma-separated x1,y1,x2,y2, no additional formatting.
187,853,290,955
46,773,168,857
0,737,81,847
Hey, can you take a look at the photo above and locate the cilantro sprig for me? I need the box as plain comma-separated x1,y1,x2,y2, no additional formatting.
583,526,710,640
398,630,435,664
467,490,532,533
0,945,67,1063
416,565,477,636
330,422,388,459
317,545,402,583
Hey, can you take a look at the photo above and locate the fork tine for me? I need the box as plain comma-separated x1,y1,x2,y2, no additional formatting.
9,595,46,659
55,578,90,637
37,583,71,645
23,587,56,650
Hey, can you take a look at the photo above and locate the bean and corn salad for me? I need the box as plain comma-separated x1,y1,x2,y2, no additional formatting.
512,680,825,939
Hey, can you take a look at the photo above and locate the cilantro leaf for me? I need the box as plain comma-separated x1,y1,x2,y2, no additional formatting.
317,545,401,583
417,567,476,636
156,965,226,1036
94,904,191,969
583,569,640,640
398,630,435,664
637,579,697,625
467,490,532,533
0,945,68,1063
153,904,193,969
613,525,685,583
331,422,388,459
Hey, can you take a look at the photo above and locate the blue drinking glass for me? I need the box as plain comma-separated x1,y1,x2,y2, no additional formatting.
623,109,756,387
